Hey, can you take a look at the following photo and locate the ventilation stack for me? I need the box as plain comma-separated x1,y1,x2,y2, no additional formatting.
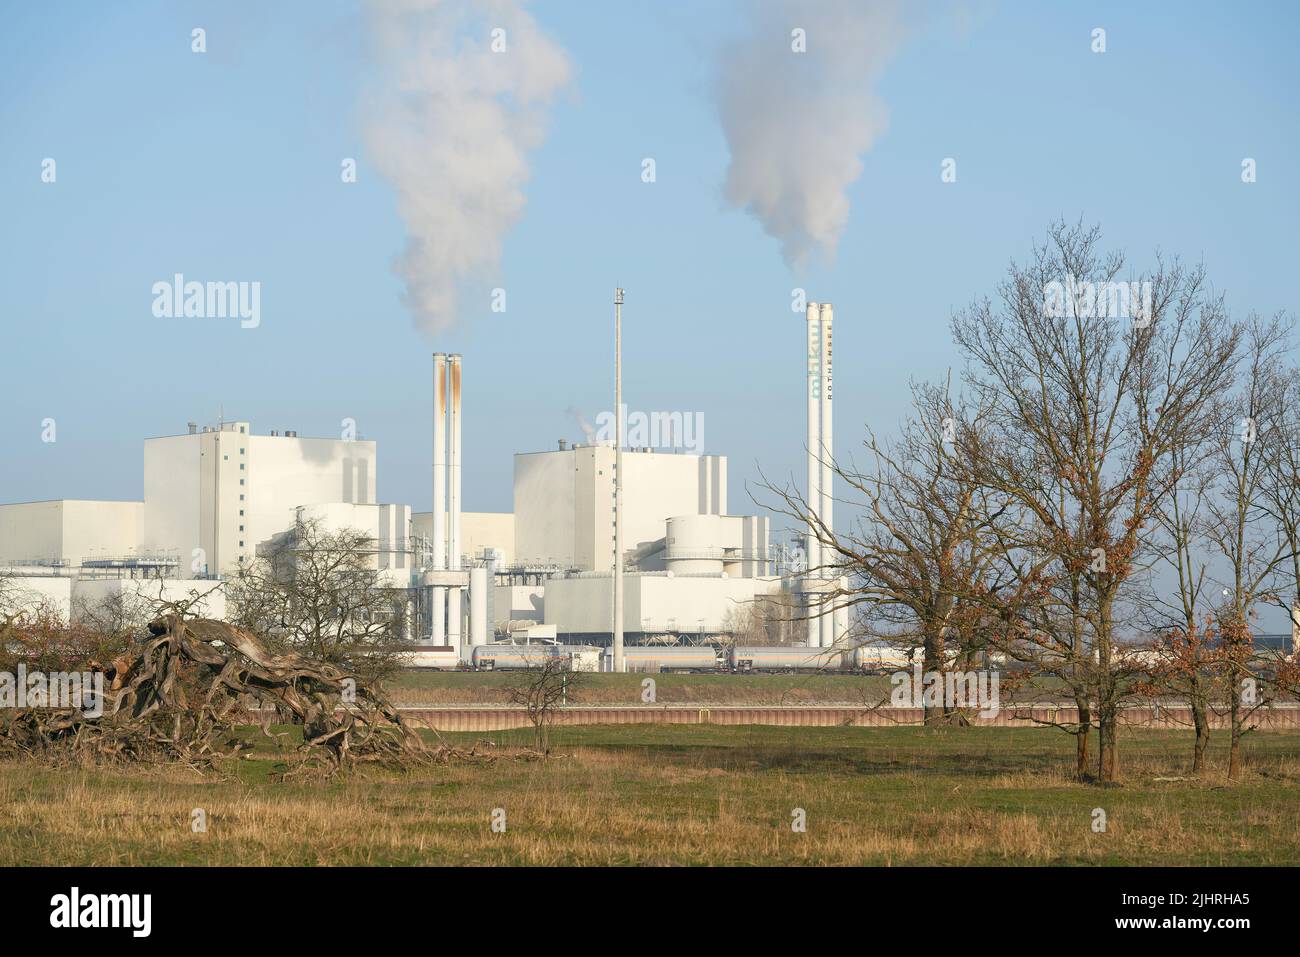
448,354,464,654
429,352,467,660
431,353,448,647
818,302,835,649
805,301,822,647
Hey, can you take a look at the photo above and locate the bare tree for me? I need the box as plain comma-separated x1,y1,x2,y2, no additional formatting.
73,587,157,647
1138,390,1229,773
226,516,406,683
721,594,801,646
1201,314,1293,778
763,378,1000,724
1259,365,1300,654
951,221,1240,782
504,655,584,753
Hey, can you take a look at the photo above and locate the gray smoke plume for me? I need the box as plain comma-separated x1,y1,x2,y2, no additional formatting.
363,0,571,333
718,0,907,270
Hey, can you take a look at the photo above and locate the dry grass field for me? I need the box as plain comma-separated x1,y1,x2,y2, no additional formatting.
2,725,1298,866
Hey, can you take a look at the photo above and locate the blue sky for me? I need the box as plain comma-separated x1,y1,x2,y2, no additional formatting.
2,0,1297,544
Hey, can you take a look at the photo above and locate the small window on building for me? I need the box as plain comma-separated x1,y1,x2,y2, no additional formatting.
240,479,245,486
239,463,245,470
240,494,245,501
239,509,244,516
223,455,228,461
239,525,244,532
240,447,245,454
239,540,244,547
239,426,245,433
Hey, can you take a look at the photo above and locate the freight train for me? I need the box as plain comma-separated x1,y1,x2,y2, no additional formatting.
398,642,924,673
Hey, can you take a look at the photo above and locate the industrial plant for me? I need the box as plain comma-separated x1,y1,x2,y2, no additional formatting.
0,297,850,671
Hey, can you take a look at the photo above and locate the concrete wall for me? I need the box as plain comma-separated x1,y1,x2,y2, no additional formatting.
0,576,72,618
0,502,65,564
292,502,412,587
513,447,728,571
494,584,544,629
143,436,203,571
513,450,577,567
0,500,143,566
143,423,378,577
70,578,226,623
542,572,781,637
62,501,145,564
412,511,514,566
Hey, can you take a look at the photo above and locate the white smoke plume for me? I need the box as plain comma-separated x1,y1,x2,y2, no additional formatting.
718,0,907,270
363,0,571,333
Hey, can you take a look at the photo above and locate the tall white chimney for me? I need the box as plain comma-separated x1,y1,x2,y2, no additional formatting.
805,301,822,648
431,353,447,646
448,353,463,652
613,288,626,673
819,302,835,648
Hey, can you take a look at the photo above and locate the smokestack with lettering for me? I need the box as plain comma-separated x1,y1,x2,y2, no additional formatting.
805,301,822,647
819,302,834,647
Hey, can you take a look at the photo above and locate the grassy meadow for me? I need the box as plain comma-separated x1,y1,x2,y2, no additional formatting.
1,724,1297,866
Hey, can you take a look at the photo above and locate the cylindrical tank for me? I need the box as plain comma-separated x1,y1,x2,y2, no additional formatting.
731,645,840,672
623,645,723,671
470,566,488,648
664,515,726,576
472,644,567,670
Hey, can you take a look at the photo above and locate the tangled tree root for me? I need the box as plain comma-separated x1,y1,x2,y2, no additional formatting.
0,614,439,773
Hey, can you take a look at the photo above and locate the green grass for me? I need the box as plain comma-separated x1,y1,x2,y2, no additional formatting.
2,724,1297,865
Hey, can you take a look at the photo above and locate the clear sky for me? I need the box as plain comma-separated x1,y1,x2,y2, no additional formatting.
2,0,1297,546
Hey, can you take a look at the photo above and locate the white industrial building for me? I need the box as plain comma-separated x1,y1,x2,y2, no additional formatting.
1,300,847,664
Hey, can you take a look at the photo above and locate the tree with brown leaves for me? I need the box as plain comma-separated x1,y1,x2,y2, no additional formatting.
951,221,1240,782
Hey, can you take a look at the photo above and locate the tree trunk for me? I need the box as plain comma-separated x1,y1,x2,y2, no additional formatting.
1228,701,1243,781
1097,705,1118,783
922,628,944,726
1075,699,1092,781
1292,603,1300,657
1191,696,1210,774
